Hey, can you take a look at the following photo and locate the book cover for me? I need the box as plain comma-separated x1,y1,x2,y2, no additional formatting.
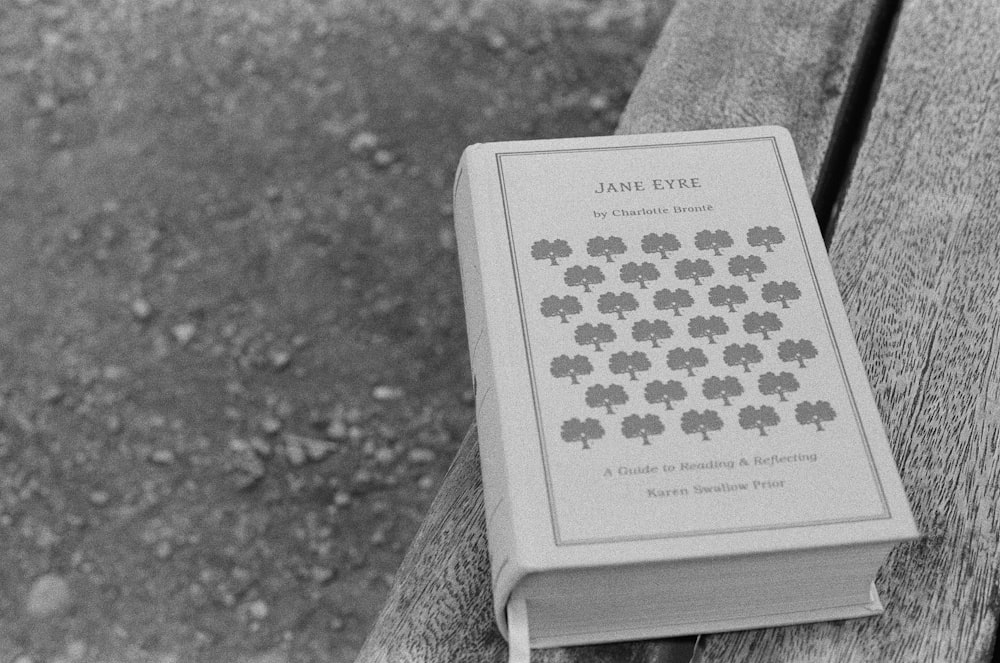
452,127,918,638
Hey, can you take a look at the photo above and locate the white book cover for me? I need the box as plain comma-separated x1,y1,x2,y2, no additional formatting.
452,126,919,638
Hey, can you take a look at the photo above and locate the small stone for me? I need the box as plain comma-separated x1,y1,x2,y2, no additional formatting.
417,475,435,490
247,599,268,620
12,655,34,663
261,417,282,435
131,298,154,321
42,385,64,404
372,149,396,168
88,490,110,506
333,491,351,507
370,528,386,546
349,131,378,154
264,185,282,202
66,639,87,660
154,540,174,560
149,449,175,465
325,420,347,440
347,426,365,443
407,447,436,464
372,385,403,401
587,93,610,112
268,349,291,370
285,441,306,467
36,92,58,112
25,573,72,617
374,447,394,464
103,365,126,381
171,323,196,345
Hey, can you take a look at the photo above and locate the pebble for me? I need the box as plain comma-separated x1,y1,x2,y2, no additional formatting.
325,420,347,440
372,385,403,401
88,490,110,506
374,447,395,464
25,573,71,617
247,599,269,620
154,540,173,560
42,385,64,404
268,349,291,370
285,441,306,467
407,447,436,464
131,298,154,321
372,149,396,168
333,491,351,507
149,449,175,465
417,475,435,491
330,615,345,631
35,92,58,112
171,323,197,345
65,640,87,660
349,131,378,154
261,417,282,435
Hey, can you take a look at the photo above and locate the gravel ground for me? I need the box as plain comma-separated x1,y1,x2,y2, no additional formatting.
0,2,668,661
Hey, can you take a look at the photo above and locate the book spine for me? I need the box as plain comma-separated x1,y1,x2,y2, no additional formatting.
453,148,522,639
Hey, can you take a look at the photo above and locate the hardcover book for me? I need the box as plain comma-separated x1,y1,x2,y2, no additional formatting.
452,127,918,660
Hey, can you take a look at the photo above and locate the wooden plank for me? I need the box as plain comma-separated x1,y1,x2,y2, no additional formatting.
355,1,884,661
694,0,1000,661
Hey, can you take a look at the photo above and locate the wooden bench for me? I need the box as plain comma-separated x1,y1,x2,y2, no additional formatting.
356,0,1000,660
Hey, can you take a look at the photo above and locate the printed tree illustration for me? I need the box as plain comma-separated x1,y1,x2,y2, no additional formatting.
632,319,673,348
597,291,639,320
728,255,767,282
531,238,572,266
540,295,583,324
666,347,709,377
758,371,800,401
761,280,802,309
585,383,629,415
694,229,734,256
688,315,729,344
574,323,617,351
674,258,714,286
795,400,837,430
587,235,627,263
702,376,744,407
644,379,687,410
550,354,594,385
653,288,695,317
723,343,764,373
620,261,661,289
609,350,651,381
743,311,783,340
561,417,605,450
564,265,605,293
622,413,665,445
641,232,681,259
747,226,786,252
680,409,724,441
738,405,780,436
708,284,749,313
778,339,818,368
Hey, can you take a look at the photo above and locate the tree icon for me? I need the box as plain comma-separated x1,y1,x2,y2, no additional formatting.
738,405,780,436
728,255,767,282
702,376,744,406
550,354,594,385
708,284,749,313
564,265,605,293
758,371,800,401
620,261,661,289
531,239,572,265
587,236,627,263
644,380,687,410
762,281,802,309
585,383,628,414
667,347,709,377
680,409,724,441
597,291,639,320
540,295,583,324
574,323,617,351
743,311,783,340
561,417,605,450
778,339,818,368
747,226,785,252
694,229,734,256
609,350,651,381
641,232,681,259
688,315,729,344
674,258,714,286
723,343,763,373
632,319,673,348
622,413,665,445
795,400,837,430
653,288,695,317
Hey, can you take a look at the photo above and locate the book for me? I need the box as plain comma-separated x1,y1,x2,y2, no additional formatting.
451,127,919,660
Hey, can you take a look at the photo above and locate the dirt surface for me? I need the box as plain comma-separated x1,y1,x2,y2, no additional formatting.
0,2,668,661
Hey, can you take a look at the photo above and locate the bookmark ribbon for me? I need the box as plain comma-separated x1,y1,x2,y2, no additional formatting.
507,595,530,663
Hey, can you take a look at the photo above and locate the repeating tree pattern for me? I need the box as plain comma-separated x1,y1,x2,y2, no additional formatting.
550,354,593,385
622,413,665,445
527,226,839,449
620,262,661,289
644,380,687,410
561,418,605,449
587,236,627,262
631,319,673,348
641,232,681,259
540,294,582,323
531,238,572,265
564,265,605,293
761,281,801,308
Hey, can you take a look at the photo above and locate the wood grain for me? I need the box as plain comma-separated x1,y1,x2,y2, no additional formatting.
694,0,1000,661
355,1,888,661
